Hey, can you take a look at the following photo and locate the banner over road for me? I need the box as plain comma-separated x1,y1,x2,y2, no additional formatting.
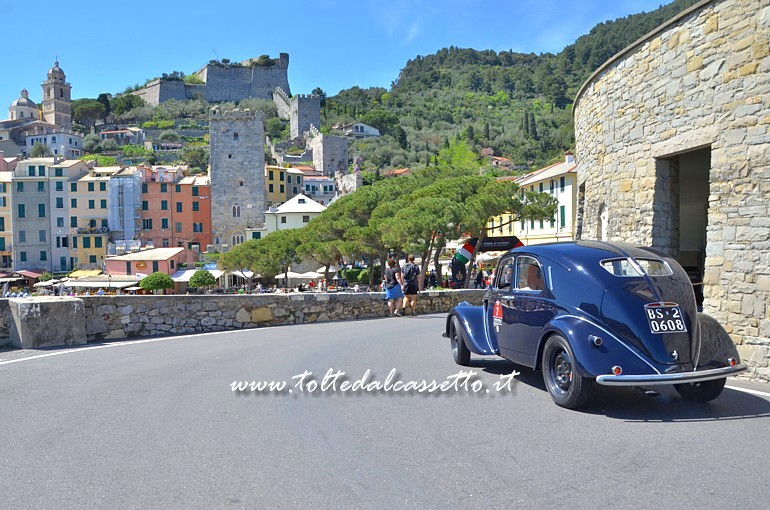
478,236,523,252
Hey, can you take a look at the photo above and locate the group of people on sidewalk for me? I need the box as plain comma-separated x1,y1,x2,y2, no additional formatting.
383,255,421,317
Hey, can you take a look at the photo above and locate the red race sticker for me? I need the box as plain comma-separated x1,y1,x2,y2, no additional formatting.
493,300,503,323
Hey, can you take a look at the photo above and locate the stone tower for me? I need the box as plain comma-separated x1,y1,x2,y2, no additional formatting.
41,60,72,129
209,107,266,251
290,94,321,139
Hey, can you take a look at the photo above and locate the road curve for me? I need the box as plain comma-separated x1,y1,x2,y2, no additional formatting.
2,314,769,509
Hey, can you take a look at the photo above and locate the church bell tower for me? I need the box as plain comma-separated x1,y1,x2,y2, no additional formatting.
41,60,72,129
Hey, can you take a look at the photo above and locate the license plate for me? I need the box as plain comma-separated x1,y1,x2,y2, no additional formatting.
644,303,687,334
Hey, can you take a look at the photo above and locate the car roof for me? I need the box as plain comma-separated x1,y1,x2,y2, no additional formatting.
506,241,672,267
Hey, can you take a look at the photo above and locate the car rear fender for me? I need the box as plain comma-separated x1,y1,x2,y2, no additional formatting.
446,303,498,355
695,312,741,369
538,316,662,379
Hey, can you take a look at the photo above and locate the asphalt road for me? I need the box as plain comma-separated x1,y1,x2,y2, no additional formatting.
2,314,769,509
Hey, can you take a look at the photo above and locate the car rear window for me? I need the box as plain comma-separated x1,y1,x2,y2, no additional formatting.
600,258,673,277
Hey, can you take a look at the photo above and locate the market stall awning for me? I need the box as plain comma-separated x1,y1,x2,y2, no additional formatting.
476,251,503,262
170,269,224,283
68,269,102,278
229,270,255,278
275,271,308,280
34,279,61,288
15,269,46,278
64,280,136,289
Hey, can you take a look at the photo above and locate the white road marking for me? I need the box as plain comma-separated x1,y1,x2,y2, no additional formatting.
725,385,770,398
4,337,770,401
0,327,276,367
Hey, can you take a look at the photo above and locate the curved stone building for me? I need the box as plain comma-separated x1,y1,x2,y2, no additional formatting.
574,0,769,376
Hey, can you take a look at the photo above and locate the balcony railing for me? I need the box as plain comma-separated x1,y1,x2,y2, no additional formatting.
73,227,110,235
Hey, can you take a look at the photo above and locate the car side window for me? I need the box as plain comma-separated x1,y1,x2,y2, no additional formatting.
496,257,516,289
516,256,543,291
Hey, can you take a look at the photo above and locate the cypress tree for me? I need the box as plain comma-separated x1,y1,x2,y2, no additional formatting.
529,112,538,140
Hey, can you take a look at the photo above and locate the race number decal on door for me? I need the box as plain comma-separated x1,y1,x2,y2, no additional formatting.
493,300,503,325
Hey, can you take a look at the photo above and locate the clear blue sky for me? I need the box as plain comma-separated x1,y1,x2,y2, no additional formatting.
2,0,673,108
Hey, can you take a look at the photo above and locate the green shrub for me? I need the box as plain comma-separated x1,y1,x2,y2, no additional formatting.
155,119,175,129
183,75,205,85
80,154,118,166
357,267,381,284
141,119,175,130
344,268,362,283
189,269,216,289
139,272,175,291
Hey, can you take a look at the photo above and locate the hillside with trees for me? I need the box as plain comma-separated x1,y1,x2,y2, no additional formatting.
323,0,701,173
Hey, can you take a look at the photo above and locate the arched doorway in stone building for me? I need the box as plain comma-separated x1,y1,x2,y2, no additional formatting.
655,147,711,308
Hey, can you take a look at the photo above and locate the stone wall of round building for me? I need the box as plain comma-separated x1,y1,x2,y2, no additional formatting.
574,0,770,378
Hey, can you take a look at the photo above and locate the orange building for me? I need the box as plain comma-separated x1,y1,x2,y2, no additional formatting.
137,166,211,253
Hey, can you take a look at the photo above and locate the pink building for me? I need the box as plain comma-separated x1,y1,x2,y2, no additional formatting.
105,247,196,278
0,150,18,172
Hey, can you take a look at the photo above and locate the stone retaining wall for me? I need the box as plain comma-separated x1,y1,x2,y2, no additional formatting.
0,290,483,347
0,301,9,347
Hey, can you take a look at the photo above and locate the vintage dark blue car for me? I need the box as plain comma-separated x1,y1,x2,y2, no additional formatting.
444,241,747,409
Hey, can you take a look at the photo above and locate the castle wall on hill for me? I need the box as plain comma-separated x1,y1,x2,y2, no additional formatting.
133,79,184,105
309,126,349,176
273,87,292,120
132,54,291,106
198,64,290,103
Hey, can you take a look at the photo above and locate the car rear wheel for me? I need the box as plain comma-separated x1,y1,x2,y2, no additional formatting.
674,378,726,403
450,315,471,366
542,335,592,409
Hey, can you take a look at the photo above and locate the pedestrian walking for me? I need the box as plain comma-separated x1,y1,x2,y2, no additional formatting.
475,269,485,289
383,257,405,317
402,254,420,315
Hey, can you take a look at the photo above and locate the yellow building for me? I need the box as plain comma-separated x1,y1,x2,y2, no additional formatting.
265,165,306,206
265,165,286,206
487,153,577,245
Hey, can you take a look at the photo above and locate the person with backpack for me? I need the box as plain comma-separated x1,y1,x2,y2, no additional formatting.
402,254,420,316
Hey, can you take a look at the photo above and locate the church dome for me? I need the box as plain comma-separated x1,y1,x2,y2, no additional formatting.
11,89,37,108
47,61,66,81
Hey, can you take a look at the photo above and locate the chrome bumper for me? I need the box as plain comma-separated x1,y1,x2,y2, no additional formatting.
595,364,748,386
